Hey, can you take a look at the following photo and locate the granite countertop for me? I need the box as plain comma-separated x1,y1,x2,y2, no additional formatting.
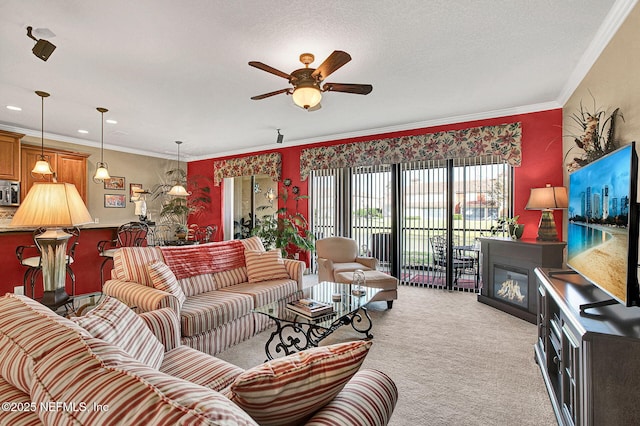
0,220,121,232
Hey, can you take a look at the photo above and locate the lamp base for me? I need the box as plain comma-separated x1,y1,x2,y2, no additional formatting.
35,228,71,309
42,288,70,308
537,210,559,241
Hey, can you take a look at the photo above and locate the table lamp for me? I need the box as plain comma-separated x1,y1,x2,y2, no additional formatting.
11,182,93,307
525,184,568,241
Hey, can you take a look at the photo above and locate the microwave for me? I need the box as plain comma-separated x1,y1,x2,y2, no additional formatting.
0,180,20,206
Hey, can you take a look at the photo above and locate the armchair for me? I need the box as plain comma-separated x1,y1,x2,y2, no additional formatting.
316,236,377,282
316,236,398,308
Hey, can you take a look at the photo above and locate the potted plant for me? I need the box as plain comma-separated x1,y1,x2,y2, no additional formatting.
251,180,315,258
150,168,212,240
501,216,524,239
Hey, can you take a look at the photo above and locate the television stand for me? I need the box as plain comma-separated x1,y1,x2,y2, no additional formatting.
547,269,578,278
535,268,640,425
579,298,617,314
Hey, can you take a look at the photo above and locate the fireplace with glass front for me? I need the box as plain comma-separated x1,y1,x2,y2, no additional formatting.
478,237,565,323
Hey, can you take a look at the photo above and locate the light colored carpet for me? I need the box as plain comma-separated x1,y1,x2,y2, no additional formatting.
217,283,557,426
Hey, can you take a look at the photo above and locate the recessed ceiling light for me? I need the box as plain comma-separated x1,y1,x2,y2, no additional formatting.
6,105,22,111
106,119,117,124
78,129,89,134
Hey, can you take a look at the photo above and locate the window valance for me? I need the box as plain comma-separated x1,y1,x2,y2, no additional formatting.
213,152,282,185
299,122,522,181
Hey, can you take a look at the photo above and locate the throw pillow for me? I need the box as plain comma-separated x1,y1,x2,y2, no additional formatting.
228,340,372,426
70,296,164,369
245,249,289,283
146,261,187,307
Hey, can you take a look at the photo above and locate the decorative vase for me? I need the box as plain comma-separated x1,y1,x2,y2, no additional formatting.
508,224,525,239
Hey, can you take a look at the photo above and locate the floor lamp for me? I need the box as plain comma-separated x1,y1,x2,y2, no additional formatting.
11,182,93,308
525,184,568,241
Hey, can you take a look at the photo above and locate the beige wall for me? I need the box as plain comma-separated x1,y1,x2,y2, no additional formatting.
21,135,180,227
563,3,640,175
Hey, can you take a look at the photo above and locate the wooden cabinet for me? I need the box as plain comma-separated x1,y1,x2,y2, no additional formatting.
0,130,23,181
20,144,89,201
535,268,640,425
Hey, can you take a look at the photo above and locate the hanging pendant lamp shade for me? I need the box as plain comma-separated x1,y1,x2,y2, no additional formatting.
31,90,54,178
93,107,111,183
167,141,189,196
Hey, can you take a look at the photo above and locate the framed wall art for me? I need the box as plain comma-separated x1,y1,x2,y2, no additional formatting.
104,176,125,190
104,194,126,208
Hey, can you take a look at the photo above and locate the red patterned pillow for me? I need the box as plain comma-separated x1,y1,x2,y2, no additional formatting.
146,261,187,306
245,249,290,283
228,340,372,426
70,296,165,369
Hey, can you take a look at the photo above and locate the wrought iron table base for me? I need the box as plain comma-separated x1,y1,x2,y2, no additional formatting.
263,307,374,360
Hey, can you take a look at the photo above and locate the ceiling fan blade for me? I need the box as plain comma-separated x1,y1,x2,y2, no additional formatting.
311,51,351,80
323,83,373,95
251,88,291,100
248,61,291,80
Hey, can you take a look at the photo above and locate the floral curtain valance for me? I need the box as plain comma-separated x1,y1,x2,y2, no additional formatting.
299,122,522,180
213,152,282,185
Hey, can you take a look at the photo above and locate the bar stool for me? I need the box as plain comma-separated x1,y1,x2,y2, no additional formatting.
16,226,81,301
97,222,149,287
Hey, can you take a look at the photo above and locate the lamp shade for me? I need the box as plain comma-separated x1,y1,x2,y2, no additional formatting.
167,184,190,197
31,159,53,175
525,185,568,210
93,164,111,181
11,182,93,227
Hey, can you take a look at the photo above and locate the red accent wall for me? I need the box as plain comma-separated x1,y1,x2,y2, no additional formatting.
189,108,564,242
1,227,118,298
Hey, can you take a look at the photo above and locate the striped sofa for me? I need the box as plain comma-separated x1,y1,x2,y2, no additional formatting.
0,293,398,425
103,237,305,355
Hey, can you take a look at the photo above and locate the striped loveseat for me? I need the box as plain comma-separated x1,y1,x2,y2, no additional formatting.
103,237,305,355
0,293,398,425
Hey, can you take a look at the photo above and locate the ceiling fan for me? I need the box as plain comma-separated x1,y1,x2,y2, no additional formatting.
249,50,373,110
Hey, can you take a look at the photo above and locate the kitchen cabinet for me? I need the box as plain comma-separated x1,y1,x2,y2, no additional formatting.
0,130,23,181
20,144,89,201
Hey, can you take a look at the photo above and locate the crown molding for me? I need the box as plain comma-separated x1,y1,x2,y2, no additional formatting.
557,0,639,105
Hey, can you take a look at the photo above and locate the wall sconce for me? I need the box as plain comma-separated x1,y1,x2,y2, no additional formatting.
525,184,568,241
276,129,284,144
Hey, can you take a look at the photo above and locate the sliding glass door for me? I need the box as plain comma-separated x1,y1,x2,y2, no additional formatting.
310,155,512,291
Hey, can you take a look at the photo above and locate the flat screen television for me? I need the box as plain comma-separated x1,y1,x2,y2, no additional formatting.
567,143,639,307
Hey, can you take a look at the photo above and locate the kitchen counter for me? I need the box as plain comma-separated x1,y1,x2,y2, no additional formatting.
0,221,121,232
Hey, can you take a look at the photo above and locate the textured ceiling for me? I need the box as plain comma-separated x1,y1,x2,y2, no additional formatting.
0,0,634,160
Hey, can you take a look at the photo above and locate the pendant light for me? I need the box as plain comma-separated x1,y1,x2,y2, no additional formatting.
167,141,189,196
31,90,54,177
93,107,111,183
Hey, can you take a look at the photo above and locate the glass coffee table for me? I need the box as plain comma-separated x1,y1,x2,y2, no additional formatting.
253,281,380,359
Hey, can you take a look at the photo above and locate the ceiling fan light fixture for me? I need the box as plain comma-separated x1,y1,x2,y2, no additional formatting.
292,85,322,110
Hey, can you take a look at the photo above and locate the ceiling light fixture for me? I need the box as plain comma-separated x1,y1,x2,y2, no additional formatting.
31,90,54,178
167,141,190,197
93,107,111,183
78,129,89,134
106,119,118,124
26,26,56,62
276,129,284,144
6,105,22,111
292,81,322,110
